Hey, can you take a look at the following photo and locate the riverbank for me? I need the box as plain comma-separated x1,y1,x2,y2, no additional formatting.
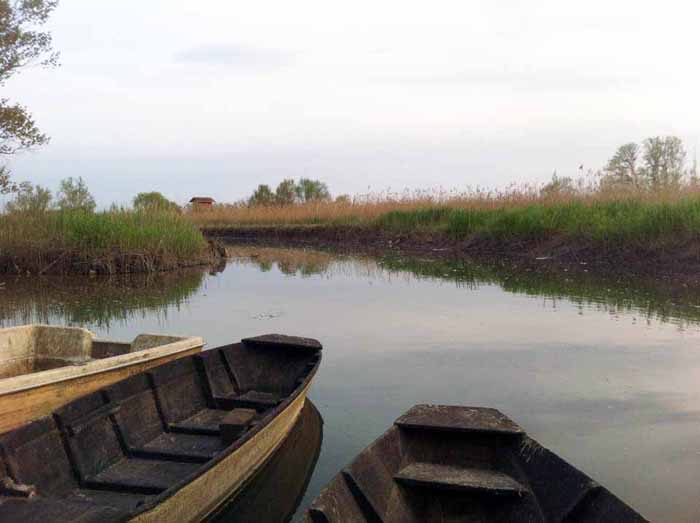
203,220,700,286
0,209,226,275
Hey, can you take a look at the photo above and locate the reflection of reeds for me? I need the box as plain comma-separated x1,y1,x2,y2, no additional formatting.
228,246,700,330
0,269,208,329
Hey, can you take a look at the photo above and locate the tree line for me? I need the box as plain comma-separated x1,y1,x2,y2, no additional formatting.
3,178,184,214
543,135,698,196
247,178,335,206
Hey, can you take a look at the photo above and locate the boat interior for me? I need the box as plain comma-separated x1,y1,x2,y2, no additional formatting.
0,334,322,522
306,404,646,523
210,399,323,523
0,325,190,380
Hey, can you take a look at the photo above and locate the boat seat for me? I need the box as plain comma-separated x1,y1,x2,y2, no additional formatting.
132,432,224,462
215,390,281,412
0,414,149,517
394,463,526,495
85,458,199,495
220,408,257,445
168,408,232,436
149,358,234,436
105,374,225,462
0,496,126,523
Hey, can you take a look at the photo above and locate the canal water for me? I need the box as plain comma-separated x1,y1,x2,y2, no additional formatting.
1,246,699,522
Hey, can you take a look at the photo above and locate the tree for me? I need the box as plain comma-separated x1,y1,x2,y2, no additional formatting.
604,143,641,187
296,178,330,202
5,182,51,212
689,155,699,188
541,173,576,198
335,194,351,204
0,0,59,193
641,136,686,188
56,176,96,212
275,178,297,206
248,184,275,206
133,191,180,212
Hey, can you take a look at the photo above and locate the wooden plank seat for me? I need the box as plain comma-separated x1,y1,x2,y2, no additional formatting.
168,409,232,436
0,496,125,523
54,392,200,496
84,458,198,495
0,416,146,519
134,432,223,461
196,347,280,413
148,357,232,436
105,374,225,461
394,463,526,495
215,390,281,412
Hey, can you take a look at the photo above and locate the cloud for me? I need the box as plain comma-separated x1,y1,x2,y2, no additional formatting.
173,43,291,70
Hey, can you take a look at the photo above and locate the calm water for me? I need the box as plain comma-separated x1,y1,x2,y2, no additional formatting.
2,247,700,522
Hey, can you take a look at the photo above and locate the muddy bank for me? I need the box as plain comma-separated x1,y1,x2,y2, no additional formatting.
0,240,227,276
203,226,700,287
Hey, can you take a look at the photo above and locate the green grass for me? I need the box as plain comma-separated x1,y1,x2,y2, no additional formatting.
0,209,211,274
372,198,700,245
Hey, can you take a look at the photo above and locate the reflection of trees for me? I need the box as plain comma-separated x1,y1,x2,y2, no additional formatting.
227,245,700,329
377,256,700,330
0,269,207,329
228,247,333,277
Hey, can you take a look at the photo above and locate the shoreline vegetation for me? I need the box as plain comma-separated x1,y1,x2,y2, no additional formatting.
192,137,700,284
0,179,225,275
198,195,700,284
4,136,700,278
0,208,224,275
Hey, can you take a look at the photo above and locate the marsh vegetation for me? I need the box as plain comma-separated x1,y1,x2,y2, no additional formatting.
0,180,216,274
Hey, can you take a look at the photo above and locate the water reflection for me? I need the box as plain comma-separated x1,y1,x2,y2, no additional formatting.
227,245,700,330
0,269,208,328
2,247,700,521
210,400,323,523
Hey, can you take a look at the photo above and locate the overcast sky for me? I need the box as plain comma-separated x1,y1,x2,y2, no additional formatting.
3,1,699,207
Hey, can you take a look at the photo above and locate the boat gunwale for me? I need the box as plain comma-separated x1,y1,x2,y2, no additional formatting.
305,403,647,523
0,325,204,396
127,344,323,519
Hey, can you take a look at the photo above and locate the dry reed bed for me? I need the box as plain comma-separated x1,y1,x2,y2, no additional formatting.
190,185,700,246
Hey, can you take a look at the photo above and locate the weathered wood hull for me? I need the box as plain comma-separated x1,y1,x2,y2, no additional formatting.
306,404,647,523
133,379,312,522
209,400,323,523
0,325,204,434
0,333,322,523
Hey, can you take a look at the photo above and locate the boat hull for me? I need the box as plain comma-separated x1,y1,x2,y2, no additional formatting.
132,379,313,522
0,325,204,434
0,344,202,434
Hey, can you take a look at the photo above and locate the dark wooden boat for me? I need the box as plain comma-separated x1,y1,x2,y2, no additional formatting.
0,324,204,434
0,334,322,522
209,399,323,523
306,404,647,523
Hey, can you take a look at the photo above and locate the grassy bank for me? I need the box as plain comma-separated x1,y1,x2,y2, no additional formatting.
374,199,700,245
193,193,700,246
194,188,700,282
0,209,218,275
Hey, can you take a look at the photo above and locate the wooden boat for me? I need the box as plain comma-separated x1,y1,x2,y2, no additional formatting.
0,324,204,434
210,399,323,523
306,404,647,523
0,333,322,522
